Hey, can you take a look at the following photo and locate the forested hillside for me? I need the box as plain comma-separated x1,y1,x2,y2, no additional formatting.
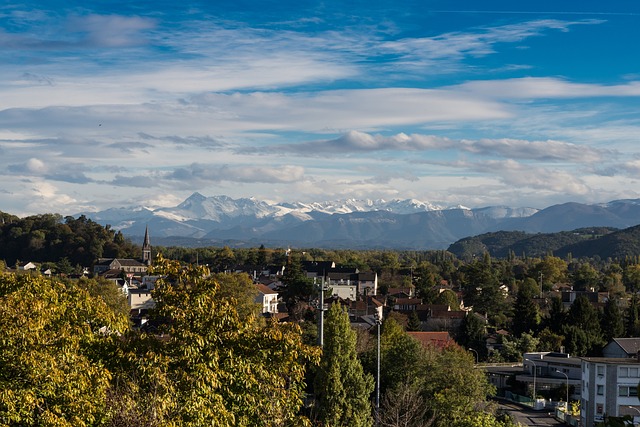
0,212,139,268
448,227,620,259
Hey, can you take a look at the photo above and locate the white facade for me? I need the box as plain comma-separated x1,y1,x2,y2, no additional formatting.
128,289,155,311
255,284,278,314
330,283,357,301
581,358,640,427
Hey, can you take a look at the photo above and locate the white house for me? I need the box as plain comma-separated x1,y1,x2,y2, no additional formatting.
255,283,278,314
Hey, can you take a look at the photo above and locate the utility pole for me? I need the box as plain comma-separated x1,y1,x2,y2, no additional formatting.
317,275,328,347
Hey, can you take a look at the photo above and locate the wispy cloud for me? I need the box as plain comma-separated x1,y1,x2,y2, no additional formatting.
256,130,610,163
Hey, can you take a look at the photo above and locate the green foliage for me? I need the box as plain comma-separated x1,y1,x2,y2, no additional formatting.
210,271,260,320
601,298,625,342
278,255,315,317
451,412,520,427
0,213,138,268
378,318,423,393
0,273,129,426
562,295,604,356
499,332,539,362
422,346,496,427
511,279,540,337
406,310,422,331
459,313,487,359
314,303,374,427
76,276,131,321
461,260,508,317
144,256,321,426
448,228,616,259
434,289,460,310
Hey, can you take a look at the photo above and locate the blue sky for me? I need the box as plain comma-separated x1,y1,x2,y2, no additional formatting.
2,1,640,215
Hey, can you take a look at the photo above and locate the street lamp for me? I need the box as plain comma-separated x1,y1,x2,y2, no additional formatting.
375,310,382,426
468,348,479,364
628,406,640,426
556,370,569,410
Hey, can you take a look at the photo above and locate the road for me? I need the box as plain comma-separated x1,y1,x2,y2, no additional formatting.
497,401,567,426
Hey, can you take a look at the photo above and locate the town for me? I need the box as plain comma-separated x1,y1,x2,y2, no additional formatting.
3,214,640,426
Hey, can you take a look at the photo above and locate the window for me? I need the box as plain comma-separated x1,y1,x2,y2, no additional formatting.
631,367,639,378
620,367,629,378
597,385,604,395
619,386,639,397
597,365,604,376
597,404,604,415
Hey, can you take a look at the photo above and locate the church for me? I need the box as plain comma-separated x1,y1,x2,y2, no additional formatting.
93,226,152,276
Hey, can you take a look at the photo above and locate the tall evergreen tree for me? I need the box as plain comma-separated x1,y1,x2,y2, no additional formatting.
314,303,374,427
406,310,422,332
544,296,566,335
563,295,604,356
626,294,640,337
601,298,624,342
511,278,540,337
458,312,487,359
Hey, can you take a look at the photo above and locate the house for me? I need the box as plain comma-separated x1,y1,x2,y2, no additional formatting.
18,261,37,271
581,356,640,427
515,352,582,409
387,287,414,298
423,305,466,332
357,271,378,296
301,260,336,279
255,283,278,314
94,258,149,275
393,298,422,311
407,331,455,350
602,338,640,359
128,288,155,312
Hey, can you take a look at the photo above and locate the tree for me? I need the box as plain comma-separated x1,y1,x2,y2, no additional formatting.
0,272,129,426
563,295,604,355
146,256,320,426
279,254,315,318
601,298,624,342
461,260,508,319
378,317,423,394
543,296,566,335
434,289,459,310
511,278,540,337
626,294,640,337
406,310,422,332
537,327,565,353
571,263,600,291
211,272,260,320
533,256,567,290
458,313,487,360
377,382,428,427
421,346,496,427
499,332,539,362
314,303,374,427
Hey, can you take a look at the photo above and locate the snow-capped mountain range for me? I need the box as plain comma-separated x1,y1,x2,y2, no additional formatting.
79,193,640,249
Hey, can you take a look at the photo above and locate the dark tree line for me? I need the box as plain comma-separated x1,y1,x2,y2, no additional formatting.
0,212,139,268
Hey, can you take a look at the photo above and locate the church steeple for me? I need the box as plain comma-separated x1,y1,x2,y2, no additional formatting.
142,226,151,265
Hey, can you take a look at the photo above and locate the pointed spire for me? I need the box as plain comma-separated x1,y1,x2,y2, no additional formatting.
142,225,151,265
143,226,150,246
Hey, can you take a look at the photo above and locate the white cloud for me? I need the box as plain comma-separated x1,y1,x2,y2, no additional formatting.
454,77,640,99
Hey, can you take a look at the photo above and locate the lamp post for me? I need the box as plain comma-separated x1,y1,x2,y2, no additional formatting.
375,310,382,426
468,348,479,365
628,406,640,426
556,370,569,410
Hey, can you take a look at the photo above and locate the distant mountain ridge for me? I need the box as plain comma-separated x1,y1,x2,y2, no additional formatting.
79,193,640,249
